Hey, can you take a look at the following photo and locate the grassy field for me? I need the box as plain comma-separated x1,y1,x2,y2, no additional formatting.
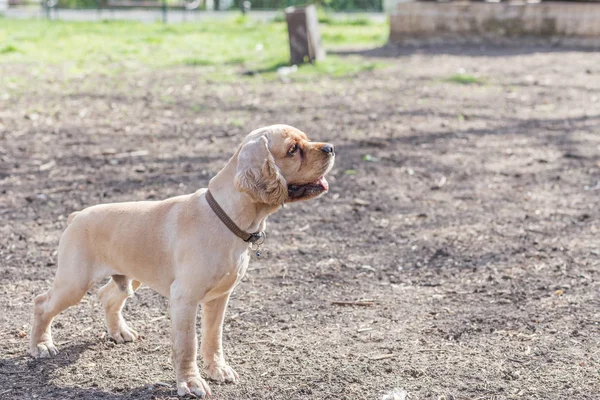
0,16,388,80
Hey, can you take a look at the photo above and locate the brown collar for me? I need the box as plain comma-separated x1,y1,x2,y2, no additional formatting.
205,190,264,244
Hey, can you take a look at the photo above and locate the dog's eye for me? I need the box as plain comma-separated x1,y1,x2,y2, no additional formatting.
288,144,299,156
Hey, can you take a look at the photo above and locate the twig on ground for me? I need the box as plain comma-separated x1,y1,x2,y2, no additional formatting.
418,348,450,353
245,340,296,351
507,357,526,364
331,300,375,306
371,353,398,360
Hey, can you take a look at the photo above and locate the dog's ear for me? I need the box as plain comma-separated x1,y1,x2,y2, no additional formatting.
235,136,288,205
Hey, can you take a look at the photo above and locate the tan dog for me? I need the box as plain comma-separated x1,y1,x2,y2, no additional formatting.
29,125,335,397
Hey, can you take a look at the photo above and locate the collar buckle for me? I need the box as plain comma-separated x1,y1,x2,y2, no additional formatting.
246,231,265,244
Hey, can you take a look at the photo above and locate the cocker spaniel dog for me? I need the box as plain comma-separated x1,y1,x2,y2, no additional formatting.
30,124,335,397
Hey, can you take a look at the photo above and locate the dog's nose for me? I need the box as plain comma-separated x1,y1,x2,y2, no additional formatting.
321,144,335,155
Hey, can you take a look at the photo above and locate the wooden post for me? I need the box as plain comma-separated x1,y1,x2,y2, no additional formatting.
285,5,325,66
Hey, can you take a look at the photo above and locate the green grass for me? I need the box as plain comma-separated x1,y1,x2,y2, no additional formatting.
0,44,20,54
444,74,484,85
0,17,388,80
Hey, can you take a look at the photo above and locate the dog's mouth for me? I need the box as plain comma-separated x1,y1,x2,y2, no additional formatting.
287,176,329,201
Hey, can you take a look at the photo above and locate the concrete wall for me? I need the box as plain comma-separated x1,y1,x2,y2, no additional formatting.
390,2,600,42
383,0,411,13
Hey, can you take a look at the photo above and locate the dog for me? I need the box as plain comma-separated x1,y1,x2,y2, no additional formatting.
29,124,334,397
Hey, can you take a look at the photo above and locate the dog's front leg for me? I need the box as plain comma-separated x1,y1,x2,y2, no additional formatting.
170,284,211,397
201,293,239,383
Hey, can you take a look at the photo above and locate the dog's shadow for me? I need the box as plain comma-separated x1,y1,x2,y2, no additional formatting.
0,342,176,399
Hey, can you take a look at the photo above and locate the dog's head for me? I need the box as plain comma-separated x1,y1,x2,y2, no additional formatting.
234,125,335,205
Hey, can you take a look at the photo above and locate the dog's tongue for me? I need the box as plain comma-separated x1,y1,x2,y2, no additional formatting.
317,176,329,191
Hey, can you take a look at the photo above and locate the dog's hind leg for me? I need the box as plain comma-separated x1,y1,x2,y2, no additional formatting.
30,249,94,358
98,275,141,344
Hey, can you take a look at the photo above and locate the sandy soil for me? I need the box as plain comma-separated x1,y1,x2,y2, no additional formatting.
1,44,600,400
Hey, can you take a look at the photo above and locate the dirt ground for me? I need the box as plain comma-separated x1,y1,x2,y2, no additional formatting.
1,44,600,400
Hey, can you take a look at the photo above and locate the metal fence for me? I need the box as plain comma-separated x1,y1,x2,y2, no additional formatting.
232,0,382,11
6,0,383,12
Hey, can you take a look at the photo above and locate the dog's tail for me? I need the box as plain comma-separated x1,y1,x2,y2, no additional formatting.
67,211,80,225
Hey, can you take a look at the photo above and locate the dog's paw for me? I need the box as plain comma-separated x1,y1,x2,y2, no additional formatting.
205,362,239,383
177,375,212,397
30,342,59,358
108,324,139,344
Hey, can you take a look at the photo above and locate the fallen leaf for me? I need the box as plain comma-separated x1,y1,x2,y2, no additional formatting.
362,154,379,162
